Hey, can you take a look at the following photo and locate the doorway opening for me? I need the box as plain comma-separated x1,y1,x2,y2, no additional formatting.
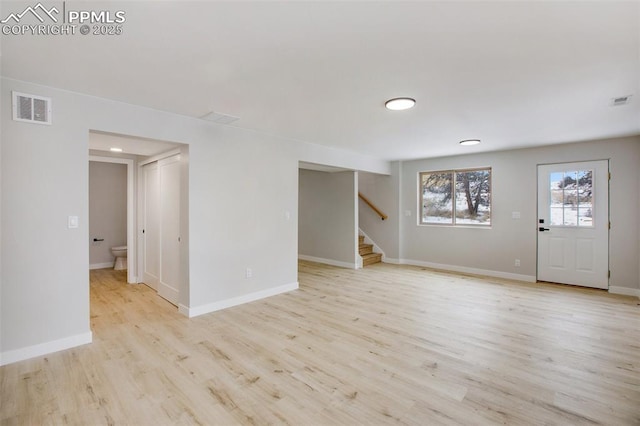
88,130,188,308
89,155,135,283
297,161,360,271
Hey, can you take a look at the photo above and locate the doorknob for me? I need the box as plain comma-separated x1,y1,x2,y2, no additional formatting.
539,227,550,232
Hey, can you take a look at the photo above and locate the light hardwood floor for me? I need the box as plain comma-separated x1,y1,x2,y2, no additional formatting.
1,261,639,425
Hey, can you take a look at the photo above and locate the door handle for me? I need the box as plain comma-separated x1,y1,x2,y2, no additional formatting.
538,227,550,232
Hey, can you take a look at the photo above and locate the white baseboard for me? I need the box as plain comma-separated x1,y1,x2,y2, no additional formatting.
609,286,640,298
298,254,357,269
178,303,190,317
90,262,113,270
180,282,299,318
0,332,93,366
393,258,536,283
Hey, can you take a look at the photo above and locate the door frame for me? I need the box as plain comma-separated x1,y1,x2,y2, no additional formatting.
89,155,136,284
536,159,610,288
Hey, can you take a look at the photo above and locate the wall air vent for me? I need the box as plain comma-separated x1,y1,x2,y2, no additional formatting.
200,111,239,125
610,95,631,106
12,91,52,125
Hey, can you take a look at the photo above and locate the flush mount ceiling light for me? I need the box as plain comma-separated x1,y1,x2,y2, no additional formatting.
459,139,481,146
385,97,415,111
110,147,123,152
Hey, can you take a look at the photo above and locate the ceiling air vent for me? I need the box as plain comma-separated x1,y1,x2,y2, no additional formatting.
12,91,52,125
610,95,631,107
200,111,239,125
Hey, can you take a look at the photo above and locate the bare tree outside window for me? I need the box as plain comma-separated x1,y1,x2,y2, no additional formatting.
420,168,491,226
421,171,453,224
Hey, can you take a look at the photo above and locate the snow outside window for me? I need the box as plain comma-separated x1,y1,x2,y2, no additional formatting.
548,170,593,227
419,168,491,226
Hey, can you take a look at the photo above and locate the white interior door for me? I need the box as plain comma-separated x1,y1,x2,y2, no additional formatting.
158,155,181,306
537,161,609,289
142,162,160,290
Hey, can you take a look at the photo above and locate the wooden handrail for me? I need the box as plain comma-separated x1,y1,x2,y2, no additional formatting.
359,192,388,220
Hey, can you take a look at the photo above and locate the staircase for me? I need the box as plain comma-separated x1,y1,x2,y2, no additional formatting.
359,235,382,267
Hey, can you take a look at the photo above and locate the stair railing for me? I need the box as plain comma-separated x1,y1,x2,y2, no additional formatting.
358,192,388,220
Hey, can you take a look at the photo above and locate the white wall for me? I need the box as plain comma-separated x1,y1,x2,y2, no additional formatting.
295,142,390,176
359,136,640,293
299,169,358,268
0,77,389,364
1,82,92,363
89,161,127,267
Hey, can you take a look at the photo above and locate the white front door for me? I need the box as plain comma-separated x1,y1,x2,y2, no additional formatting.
537,161,609,289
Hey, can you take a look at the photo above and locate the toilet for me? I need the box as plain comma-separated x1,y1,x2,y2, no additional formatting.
111,246,127,270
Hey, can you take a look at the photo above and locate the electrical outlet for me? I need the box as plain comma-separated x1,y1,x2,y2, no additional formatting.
515,259,521,267
246,268,252,278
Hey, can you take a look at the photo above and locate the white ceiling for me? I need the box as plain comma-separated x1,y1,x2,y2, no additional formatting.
2,1,639,161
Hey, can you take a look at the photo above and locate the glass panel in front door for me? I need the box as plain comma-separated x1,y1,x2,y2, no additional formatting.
549,170,593,227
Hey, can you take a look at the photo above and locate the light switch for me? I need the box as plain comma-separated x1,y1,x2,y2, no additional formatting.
511,211,521,219
68,216,79,229
404,210,411,217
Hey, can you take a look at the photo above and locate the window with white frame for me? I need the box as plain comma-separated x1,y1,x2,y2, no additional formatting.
419,168,492,226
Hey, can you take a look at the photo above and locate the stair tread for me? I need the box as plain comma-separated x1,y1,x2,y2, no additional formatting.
362,252,382,267
361,253,382,259
359,242,373,254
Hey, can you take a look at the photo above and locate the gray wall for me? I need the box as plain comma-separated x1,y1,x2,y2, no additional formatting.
359,136,640,293
299,169,358,268
89,161,127,266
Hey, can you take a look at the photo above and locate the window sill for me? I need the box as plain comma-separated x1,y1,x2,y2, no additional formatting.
417,223,493,230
